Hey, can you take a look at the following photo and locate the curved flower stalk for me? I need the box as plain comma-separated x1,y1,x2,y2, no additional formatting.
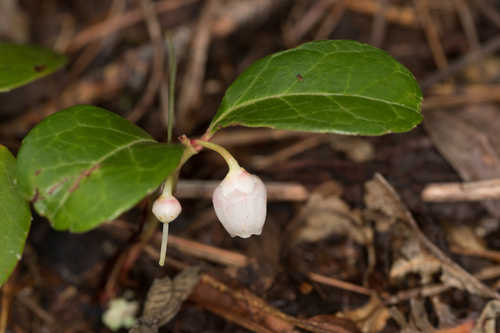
196,140,267,238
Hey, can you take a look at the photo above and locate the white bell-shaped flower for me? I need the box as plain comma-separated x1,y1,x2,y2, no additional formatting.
212,167,267,238
152,194,181,223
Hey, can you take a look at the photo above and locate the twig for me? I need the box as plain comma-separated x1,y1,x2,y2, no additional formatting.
283,0,334,46
422,34,500,89
450,246,500,263
474,0,500,29
374,174,500,300
0,278,12,333
453,0,480,51
16,289,55,325
151,234,373,301
175,179,309,201
68,0,127,80
201,303,276,333
414,0,448,71
212,129,308,147
155,234,250,267
345,0,419,28
308,272,373,296
127,0,166,123
67,0,197,52
314,0,346,40
422,178,500,202
252,136,329,170
422,84,500,109
177,0,218,132
370,0,388,47
212,0,289,37
386,265,500,305
165,35,176,142
385,284,451,305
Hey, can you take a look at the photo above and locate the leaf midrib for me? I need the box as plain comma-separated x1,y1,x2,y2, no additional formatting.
47,137,156,222
212,92,418,130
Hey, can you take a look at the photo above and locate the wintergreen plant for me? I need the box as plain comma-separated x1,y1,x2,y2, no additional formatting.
0,40,423,283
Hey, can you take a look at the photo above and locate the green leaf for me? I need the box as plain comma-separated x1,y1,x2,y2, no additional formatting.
208,40,422,136
0,146,31,286
16,105,184,232
0,42,67,92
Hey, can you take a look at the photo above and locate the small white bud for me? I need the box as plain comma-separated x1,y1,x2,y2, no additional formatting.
152,193,181,266
152,194,181,223
212,168,267,238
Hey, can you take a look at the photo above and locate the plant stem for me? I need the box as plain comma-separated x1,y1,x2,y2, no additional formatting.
162,173,175,196
166,34,177,143
195,140,241,172
159,223,169,266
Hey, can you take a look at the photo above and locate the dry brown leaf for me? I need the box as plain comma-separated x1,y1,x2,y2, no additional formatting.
130,267,200,333
472,300,500,333
390,255,442,284
388,307,421,333
431,295,458,328
364,177,406,221
292,191,371,246
446,225,487,252
338,295,390,333
425,106,500,218
389,299,470,333
409,299,435,332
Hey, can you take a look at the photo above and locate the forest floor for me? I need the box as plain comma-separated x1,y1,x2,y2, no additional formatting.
1,1,500,332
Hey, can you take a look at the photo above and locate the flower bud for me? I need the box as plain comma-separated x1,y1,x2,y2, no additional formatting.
212,168,267,238
152,194,181,223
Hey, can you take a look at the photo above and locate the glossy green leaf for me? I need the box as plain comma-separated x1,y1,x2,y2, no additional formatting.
0,42,67,92
208,40,422,136
0,146,31,286
16,105,184,232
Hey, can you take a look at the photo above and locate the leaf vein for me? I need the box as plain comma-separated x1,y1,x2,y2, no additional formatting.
48,138,155,221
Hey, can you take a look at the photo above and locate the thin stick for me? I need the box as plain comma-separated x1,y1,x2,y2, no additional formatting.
414,0,448,71
450,246,500,263
127,0,166,122
374,174,500,300
422,178,500,202
67,0,197,51
175,180,309,202
0,279,11,333
159,223,169,266
453,0,480,51
283,0,333,46
345,0,419,28
314,0,346,40
158,234,250,267
422,34,500,89
474,0,500,29
177,0,217,132
422,84,500,109
252,136,328,170
166,35,177,143
370,0,388,47
308,272,373,296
